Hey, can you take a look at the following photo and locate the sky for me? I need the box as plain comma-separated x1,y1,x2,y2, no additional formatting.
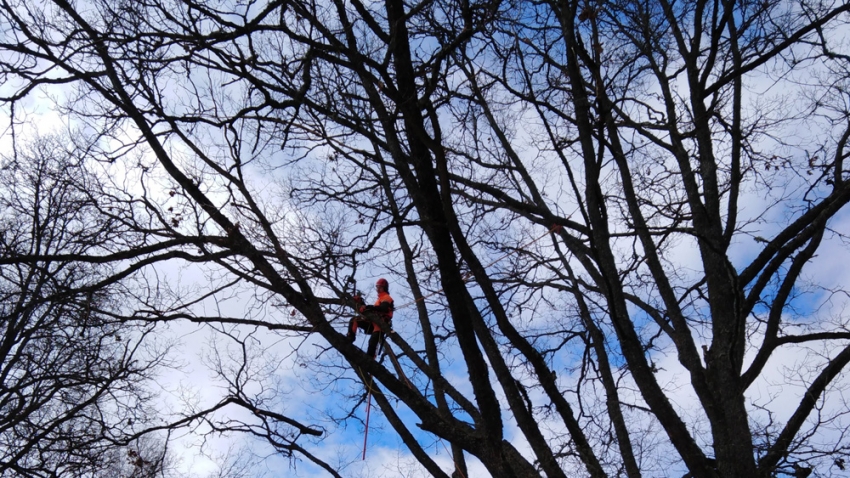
3,1,850,477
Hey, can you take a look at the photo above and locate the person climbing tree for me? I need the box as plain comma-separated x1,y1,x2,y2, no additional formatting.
347,278,394,358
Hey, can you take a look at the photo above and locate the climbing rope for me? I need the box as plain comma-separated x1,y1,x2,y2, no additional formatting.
352,223,562,463
355,366,375,461
362,382,373,461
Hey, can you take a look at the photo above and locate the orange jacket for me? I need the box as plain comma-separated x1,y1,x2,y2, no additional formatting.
374,291,394,321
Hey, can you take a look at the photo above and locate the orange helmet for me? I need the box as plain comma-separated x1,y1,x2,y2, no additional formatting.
376,278,389,291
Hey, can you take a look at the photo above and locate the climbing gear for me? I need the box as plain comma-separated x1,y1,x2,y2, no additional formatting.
348,285,395,358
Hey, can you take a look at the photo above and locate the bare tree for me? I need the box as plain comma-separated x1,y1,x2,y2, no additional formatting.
0,135,171,477
1,0,850,477
98,434,178,478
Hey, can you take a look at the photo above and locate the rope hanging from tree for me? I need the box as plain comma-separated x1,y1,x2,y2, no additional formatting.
354,223,562,463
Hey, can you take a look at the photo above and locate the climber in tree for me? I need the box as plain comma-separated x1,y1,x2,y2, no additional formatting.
347,278,394,358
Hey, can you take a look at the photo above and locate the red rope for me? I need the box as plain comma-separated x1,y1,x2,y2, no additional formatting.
362,375,373,460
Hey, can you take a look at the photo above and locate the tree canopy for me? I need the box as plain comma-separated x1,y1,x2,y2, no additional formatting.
2,0,850,476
